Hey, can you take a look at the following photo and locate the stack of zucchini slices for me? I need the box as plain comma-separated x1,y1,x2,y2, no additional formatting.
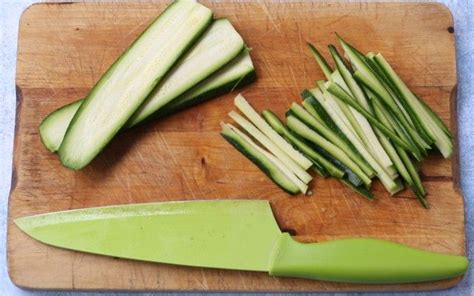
39,0,256,169
222,36,453,208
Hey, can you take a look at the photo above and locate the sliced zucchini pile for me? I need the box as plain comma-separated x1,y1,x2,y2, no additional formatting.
222,37,452,207
39,1,257,168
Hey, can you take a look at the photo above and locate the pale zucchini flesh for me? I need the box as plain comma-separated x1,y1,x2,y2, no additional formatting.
59,1,213,169
228,111,312,184
127,18,245,127
40,51,255,153
234,94,313,170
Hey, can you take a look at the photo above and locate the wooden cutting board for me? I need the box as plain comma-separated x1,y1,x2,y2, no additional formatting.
8,1,464,292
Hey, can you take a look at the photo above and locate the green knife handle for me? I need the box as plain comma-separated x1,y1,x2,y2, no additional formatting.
269,233,468,284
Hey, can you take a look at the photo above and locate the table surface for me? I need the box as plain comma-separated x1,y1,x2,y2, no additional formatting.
0,1,472,295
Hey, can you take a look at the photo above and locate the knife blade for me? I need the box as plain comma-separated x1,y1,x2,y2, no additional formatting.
15,200,468,284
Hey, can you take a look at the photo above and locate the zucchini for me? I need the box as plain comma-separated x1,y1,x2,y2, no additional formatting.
319,90,400,193
127,18,245,127
307,42,333,80
372,97,427,200
221,123,301,195
340,179,374,200
59,1,214,169
326,82,416,154
39,100,82,152
338,37,428,157
155,50,255,118
366,54,435,147
374,53,453,158
234,94,313,170
228,111,312,184
286,115,372,187
329,46,394,172
290,99,375,178
41,22,252,154
262,110,344,178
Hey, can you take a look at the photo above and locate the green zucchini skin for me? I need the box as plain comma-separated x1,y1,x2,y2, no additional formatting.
40,44,254,153
221,126,300,195
59,1,214,169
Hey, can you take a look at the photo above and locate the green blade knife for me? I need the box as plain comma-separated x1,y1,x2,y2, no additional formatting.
15,200,468,284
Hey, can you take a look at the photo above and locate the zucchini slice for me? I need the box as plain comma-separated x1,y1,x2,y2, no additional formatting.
221,123,303,194
234,94,313,170
127,18,245,127
262,110,344,179
319,90,400,193
286,115,372,187
290,98,375,178
228,111,312,184
155,50,255,118
39,100,82,152
59,1,214,169
40,30,253,153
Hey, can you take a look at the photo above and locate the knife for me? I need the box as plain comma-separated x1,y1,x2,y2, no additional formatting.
15,200,468,284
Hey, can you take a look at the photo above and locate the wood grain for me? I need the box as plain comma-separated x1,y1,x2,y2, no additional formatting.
8,1,465,292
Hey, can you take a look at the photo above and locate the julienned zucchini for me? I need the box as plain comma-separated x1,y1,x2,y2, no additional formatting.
374,53,453,158
59,1,214,169
234,94,313,170
220,123,302,195
261,110,344,179
126,18,245,127
228,111,312,185
286,115,372,187
289,97,375,178
40,51,255,153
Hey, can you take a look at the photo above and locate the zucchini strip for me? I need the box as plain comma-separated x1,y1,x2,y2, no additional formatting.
59,1,214,169
319,90,400,193
374,53,453,158
326,82,416,154
262,110,344,179
40,49,255,153
307,42,333,80
329,46,394,171
221,123,301,194
372,98,426,198
228,111,312,184
289,101,375,178
286,115,372,187
338,37,428,156
234,94,313,170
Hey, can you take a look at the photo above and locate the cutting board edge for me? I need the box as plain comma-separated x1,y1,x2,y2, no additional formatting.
7,1,466,292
